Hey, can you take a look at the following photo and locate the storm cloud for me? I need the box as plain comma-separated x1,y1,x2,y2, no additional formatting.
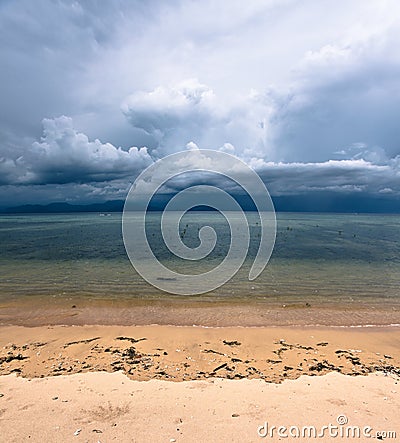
0,0,400,208
0,117,152,186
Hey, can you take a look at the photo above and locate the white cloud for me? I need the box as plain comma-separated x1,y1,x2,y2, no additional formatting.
1,116,153,185
122,79,271,158
121,79,218,152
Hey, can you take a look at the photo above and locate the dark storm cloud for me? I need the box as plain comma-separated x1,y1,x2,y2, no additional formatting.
266,34,400,163
0,0,164,139
0,0,400,207
252,159,400,196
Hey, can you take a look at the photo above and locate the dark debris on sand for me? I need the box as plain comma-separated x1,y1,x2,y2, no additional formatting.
0,337,399,383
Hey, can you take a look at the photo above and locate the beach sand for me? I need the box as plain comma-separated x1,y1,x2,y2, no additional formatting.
1,297,399,327
0,324,399,441
1,371,398,442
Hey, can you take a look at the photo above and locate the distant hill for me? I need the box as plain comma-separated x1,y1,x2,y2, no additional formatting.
1,200,125,213
2,193,400,213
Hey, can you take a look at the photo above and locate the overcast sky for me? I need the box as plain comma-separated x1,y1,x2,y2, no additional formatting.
0,0,400,208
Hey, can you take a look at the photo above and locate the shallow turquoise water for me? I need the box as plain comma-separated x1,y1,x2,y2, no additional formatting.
0,212,399,304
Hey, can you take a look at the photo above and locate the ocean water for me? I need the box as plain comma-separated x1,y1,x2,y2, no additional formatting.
0,212,399,307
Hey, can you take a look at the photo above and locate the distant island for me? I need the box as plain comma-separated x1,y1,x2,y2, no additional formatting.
1,194,400,213
1,200,125,214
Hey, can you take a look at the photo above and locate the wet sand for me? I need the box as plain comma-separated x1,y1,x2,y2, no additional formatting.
1,296,399,327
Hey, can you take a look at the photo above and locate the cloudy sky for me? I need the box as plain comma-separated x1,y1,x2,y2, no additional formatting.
0,0,400,209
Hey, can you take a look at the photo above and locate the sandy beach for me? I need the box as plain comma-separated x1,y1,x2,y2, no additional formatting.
0,323,399,441
1,324,400,381
1,371,399,442
2,0,400,440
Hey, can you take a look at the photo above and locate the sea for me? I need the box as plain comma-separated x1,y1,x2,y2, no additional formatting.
0,212,399,310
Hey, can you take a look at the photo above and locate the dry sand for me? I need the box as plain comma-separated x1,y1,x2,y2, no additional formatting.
0,324,399,442
1,325,399,381
0,371,399,442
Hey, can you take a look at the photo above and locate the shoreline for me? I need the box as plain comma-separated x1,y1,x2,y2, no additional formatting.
1,297,399,328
